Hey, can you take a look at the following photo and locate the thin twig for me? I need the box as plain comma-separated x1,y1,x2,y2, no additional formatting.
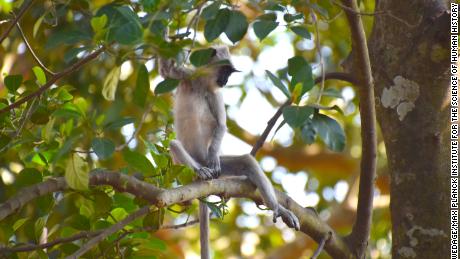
162,218,200,229
250,72,358,156
184,1,205,62
250,100,291,156
0,230,101,253
1,217,199,255
66,206,151,259
311,231,332,259
0,0,35,44
115,103,153,151
332,0,419,28
16,22,56,75
311,12,326,104
0,46,105,115
331,0,384,16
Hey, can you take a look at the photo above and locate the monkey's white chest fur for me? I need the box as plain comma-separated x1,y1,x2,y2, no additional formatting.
174,85,224,165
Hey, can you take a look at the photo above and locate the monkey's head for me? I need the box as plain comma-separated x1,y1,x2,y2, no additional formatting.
208,46,240,87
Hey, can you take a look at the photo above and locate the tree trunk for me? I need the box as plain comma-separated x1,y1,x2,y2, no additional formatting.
367,0,450,258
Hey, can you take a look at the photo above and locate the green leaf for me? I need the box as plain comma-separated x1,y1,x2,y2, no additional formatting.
176,166,194,185
253,20,278,40
65,153,89,190
34,216,46,240
64,47,87,63
266,70,290,98
110,208,129,222
16,168,43,187
102,66,121,101
140,238,167,251
13,218,29,231
288,56,314,97
56,88,74,101
312,113,346,151
143,209,164,231
149,20,166,36
67,215,90,231
283,13,303,22
301,119,316,144
92,138,115,159
4,74,22,92
154,78,180,94
91,14,107,33
190,48,215,67
257,13,277,21
91,14,107,41
104,117,135,130
141,0,160,12
204,8,230,42
45,29,92,50
291,26,311,39
134,64,150,107
122,149,155,175
33,16,44,38
32,66,46,85
30,106,50,125
282,105,314,128
97,5,143,45
53,103,83,119
201,1,221,20
264,2,285,11
225,10,248,43
204,200,223,219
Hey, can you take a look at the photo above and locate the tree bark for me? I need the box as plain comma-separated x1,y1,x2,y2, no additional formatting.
366,0,450,258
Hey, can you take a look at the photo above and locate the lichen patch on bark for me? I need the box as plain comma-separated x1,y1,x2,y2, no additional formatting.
381,76,420,121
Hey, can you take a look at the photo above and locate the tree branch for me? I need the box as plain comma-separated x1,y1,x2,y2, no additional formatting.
67,206,151,259
0,230,101,253
1,217,200,254
250,72,358,156
0,0,35,44
0,46,105,115
340,0,377,257
0,170,352,258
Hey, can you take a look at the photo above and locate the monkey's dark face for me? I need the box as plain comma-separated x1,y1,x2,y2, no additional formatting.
216,65,239,87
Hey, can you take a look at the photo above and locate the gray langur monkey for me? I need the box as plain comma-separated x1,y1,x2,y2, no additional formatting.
159,46,300,259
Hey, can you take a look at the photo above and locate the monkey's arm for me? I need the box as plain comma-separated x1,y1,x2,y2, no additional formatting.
205,92,226,177
158,58,193,80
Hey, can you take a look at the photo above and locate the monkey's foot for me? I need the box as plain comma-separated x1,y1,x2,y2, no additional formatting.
273,206,300,231
196,167,214,180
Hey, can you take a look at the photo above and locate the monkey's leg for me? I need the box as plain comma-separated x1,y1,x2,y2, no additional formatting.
220,154,300,230
169,140,214,180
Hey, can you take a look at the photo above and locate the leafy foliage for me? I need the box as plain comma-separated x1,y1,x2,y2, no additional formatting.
0,0,388,257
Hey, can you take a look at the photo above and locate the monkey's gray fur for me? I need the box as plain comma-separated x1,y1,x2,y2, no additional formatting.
159,46,300,259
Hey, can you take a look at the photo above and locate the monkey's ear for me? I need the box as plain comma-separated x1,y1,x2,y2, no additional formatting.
210,48,217,57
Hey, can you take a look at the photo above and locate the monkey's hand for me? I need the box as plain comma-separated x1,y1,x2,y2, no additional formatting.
196,167,214,180
274,206,300,231
206,155,221,178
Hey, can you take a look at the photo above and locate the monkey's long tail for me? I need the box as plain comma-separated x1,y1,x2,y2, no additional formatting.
199,201,211,259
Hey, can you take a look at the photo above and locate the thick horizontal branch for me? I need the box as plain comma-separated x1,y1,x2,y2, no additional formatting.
0,170,351,258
